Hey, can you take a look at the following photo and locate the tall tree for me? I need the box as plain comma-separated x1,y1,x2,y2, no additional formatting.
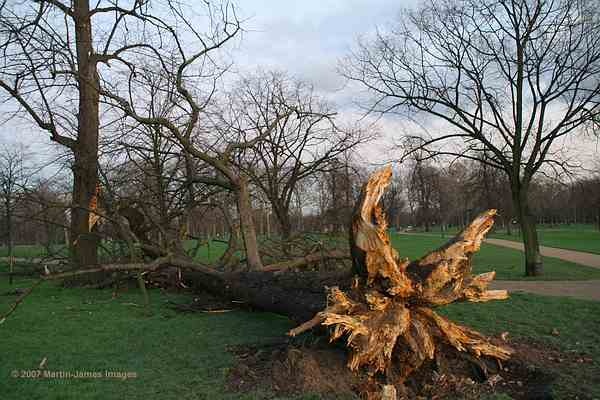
0,0,101,265
343,0,600,275
0,1,204,265
228,71,365,240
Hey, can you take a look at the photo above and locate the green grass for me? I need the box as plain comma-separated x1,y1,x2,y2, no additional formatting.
0,244,65,258
184,240,230,264
402,223,600,255
440,293,600,398
1,279,598,399
490,226,600,255
0,278,314,400
391,233,600,280
0,240,229,264
2,228,598,282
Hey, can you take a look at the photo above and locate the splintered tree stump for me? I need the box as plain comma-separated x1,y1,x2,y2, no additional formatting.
290,166,512,399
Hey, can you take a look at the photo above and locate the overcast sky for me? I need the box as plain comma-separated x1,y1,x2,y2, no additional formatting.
223,0,598,171
230,0,414,98
1,0,597,173
224,0,420,161
1,0,417,161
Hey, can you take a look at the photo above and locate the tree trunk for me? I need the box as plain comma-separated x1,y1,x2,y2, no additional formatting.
71,0,99,267
276,207,293,255
184,269,351,323
512,185,543,276
505,216,512,236
279,213,292,241
235,175,263,270
217,204,240,270
6,200,13,285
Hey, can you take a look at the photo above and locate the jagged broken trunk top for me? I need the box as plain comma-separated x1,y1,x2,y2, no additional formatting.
291,166,512,390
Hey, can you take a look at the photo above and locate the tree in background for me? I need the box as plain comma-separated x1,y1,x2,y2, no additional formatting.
343,0,600,276
407,157,441,232
0,145,30,283
228,71,367,240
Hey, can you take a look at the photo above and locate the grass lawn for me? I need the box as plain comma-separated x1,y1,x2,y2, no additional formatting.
391,233,600,281
490,226,600,255
0,278,305,400
0,279,598,399
440,293,600,399
404,223,600,255
0,244,66,259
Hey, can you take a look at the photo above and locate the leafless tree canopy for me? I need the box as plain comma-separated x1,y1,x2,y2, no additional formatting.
342,0,600,276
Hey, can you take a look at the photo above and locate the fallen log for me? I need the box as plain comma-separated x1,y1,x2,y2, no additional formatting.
7,167,511,399
184,269,352,323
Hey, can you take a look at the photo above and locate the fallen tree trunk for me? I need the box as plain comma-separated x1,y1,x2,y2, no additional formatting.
180,167,512,398
183,168,511,397
12,167,511,399
184,269,352,323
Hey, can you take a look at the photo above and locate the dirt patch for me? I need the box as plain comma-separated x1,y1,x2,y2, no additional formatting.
226,337,593,399
227,342,361,399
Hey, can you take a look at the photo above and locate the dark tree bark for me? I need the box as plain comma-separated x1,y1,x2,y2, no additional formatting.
69,0,101,267
512,183,543,276
184,269,352,323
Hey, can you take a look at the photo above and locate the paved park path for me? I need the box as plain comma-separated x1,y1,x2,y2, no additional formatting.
485,238,600,269
483,238,600,301
489,280,600,301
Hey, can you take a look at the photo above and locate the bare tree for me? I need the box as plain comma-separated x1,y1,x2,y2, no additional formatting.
342,0,600,275
407,157,440,232
101,70,223,259
227,71,366,240
0,0,243,268
0,145,30,283
94,5,299,270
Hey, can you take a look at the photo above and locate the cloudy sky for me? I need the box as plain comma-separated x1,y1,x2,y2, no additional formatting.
2,0,417,160
224,0,421,160
224,0,599,170
230,0,415,97
1,0,597,172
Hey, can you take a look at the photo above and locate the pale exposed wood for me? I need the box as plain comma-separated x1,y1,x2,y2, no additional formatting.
292,166,513,396
287,313,324,337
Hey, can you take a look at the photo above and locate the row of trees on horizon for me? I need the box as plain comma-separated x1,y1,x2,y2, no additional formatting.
1,145,598,250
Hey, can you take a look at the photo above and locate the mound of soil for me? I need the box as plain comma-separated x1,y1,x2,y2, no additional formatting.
226,337,592,399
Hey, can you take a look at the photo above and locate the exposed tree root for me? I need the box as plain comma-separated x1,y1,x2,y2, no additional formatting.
291,166,512,399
